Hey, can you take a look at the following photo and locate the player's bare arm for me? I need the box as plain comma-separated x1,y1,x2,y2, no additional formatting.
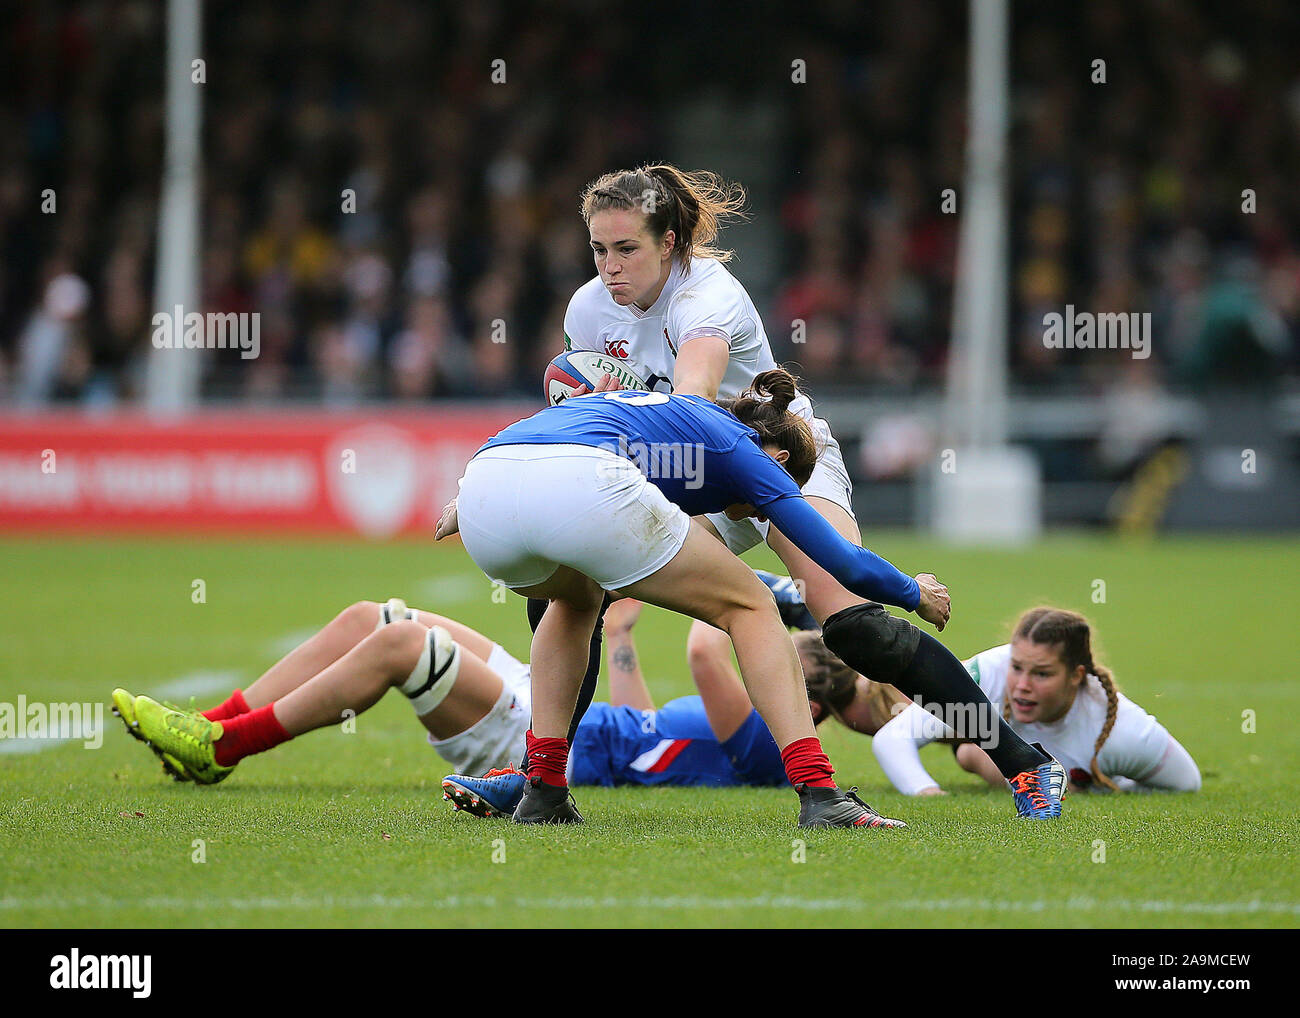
604,598,655,711
685,618,763,743
671,334,730,400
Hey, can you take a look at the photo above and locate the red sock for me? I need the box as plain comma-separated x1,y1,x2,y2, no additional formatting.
213,703,290,767
203,688,250,723
781,736,836,788
524,730,569,787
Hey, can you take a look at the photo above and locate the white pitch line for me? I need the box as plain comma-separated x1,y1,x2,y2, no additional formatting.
0,736,81,755
415,574,490,605
152,669,245,702
0,894,1295,916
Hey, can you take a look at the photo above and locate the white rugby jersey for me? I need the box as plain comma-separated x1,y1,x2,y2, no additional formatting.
965,644,1174,787
562,256,777,400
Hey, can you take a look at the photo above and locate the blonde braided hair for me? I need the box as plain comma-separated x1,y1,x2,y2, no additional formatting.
1003,607,1121,791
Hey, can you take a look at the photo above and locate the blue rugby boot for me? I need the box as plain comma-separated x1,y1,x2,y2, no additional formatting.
1009,749,1067,819
442,766,527,819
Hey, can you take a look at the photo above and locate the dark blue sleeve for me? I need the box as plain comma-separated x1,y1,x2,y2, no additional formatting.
723,435,920,610
763,496,921,610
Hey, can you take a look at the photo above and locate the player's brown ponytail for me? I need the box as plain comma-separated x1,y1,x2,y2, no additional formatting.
719,368,820,486
580,163,747,270
1002,607,1121,791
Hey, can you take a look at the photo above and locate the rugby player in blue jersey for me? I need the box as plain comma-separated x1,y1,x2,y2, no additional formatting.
532,166,1065,823
118,369,1063,824
435,368,1064,824
424,368,951,827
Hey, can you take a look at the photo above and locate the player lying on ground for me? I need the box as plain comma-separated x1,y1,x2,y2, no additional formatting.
442,584,1197,813
526,164,1068,816
108,586,839,807
702,583,1198,796
870,606,1202,795
438,366,978,827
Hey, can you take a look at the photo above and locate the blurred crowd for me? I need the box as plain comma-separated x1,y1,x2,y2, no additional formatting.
2,0,1298,405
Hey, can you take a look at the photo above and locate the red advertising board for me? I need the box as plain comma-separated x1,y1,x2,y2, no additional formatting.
0,405,533,536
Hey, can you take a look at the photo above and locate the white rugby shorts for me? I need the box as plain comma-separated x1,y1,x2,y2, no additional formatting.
428,643,530,774
457,443,692,591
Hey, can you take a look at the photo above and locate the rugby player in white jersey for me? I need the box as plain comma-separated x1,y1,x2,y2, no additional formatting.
529,163,1065,815
871,607,1201,796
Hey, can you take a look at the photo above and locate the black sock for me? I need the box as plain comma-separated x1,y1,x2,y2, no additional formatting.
526,596,548,634
523,595,610,753
820,603,1048,779
902,633,1048,778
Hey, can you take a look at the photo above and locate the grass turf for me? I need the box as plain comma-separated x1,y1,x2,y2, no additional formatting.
1,531,1297,928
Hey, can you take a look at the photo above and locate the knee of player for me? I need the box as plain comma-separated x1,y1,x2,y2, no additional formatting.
953,741,982,773
716,589,781,635
737,573,782,615
372,618,431,677
396,625,462,717
339,600,381,638
686,619,729,663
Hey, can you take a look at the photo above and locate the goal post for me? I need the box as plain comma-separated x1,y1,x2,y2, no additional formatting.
145,0,204,413
933,0,1042,543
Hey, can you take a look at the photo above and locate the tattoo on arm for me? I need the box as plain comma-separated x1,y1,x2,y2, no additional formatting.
612,645,637,672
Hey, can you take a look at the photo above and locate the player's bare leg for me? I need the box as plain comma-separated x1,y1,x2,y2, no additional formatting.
272,621,505,741
621,521,904,828
241,601,383,709
621,522,815,749
498,566,605,823
238,601,497,714
512,567,607,742
127,618,510,786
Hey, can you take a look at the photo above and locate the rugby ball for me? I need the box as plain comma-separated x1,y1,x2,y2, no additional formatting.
544,351,648,405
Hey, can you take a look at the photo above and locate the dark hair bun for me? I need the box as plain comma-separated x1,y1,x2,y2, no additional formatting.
749,368,798,413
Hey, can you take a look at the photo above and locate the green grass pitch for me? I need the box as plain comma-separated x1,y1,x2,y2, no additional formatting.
2,531,1297,929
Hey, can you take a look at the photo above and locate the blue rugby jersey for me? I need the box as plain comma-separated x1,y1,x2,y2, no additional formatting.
569,695,787,788
478,391,919,609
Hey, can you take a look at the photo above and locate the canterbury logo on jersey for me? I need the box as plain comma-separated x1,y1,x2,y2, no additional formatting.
604,338,630,358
